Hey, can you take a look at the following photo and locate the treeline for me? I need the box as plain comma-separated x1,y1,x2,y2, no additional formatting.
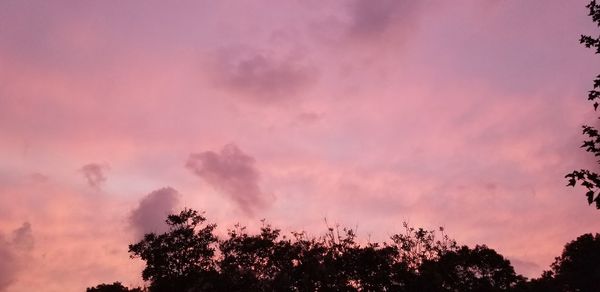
88,209,600,292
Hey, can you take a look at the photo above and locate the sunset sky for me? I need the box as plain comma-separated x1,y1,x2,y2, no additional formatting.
1,1,600,291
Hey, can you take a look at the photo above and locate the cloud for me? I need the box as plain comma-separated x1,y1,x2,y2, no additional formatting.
0,222,34,291
186,143,267,215
347,0,421,39
28,173,49,183
211,48,315,104
129,187,180,238
295,112,322,125
0,177,143,291
79,163,108,188
509,258,542,279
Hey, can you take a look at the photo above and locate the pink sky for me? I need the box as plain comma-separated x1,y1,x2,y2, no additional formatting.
1,0,600,290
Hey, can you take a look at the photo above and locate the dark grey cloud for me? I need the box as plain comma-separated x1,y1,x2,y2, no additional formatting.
79,163,108,188
213,48,315,103
186,143,266,215
129,187,179,238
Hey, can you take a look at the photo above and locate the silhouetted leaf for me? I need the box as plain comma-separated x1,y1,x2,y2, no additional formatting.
586,190,595,204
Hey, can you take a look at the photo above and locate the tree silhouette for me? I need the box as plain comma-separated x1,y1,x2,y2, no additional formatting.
517,233,600,292
216,223,293,291
566,0,600,208
549,233,600,291
90,207,464,291
420,245,525,292
128,209,219,292
391,223,457,270
520,271,560,292
89,207,600,291
86,282,143,292
91,208,529,291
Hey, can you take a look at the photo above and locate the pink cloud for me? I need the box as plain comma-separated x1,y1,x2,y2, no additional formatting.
0,239,18,291
0,0,598,288
80,163,108,189
210,47,316,104
347,0,421,39
0,222,34,292
186,144,268,215
0,175,143,291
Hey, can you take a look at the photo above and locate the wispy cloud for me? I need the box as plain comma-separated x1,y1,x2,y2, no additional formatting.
347,0,421,39
211,47,315,104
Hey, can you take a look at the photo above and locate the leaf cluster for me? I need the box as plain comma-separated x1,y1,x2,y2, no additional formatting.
567,0,600,208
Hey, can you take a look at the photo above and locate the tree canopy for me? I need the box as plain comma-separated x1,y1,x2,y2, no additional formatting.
86,282,143,292
89,208,600,292
124,208,465,291
128,209,219,291
549,233,600,291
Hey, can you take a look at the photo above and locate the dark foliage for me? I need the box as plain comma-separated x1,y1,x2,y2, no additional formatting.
549,233,600,291
91,209,518,292
89,209,600,292
518,271,560,292
566,0,600,208
128,209,219,291
418,245,525,292
86,282,143,292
